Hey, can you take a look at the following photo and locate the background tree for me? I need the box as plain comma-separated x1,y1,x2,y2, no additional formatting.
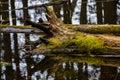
80,0,87,24
103,1,117,24
11,0,16,25
96,0,103,24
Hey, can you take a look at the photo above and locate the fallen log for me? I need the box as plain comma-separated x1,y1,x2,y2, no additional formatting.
67,24,120,35
25,19,53,36
24,6,120,55
0,25,42,33
1,3,120,55
1,27,33,33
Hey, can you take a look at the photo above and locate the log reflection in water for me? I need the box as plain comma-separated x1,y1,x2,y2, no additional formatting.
0,37,120,80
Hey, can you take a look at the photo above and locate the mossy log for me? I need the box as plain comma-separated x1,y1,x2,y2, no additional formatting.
69,24,120,35
24,6,120,55
1,4,120,55
0,25,42,33
0,24,43,34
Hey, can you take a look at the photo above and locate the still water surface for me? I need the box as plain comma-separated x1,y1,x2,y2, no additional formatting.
0,33,120,80
0,0,120,80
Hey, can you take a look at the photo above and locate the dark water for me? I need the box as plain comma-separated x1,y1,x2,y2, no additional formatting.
0,0,120,80
0,33,120,80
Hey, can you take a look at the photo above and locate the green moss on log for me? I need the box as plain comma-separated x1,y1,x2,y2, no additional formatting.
38,34,105,53
61,35,105,51
66,24,120,35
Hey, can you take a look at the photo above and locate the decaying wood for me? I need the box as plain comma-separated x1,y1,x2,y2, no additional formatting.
24,6,120,55
25,19,53,36
0,25,43,33
45,6,70,37
71,24,120,35
1,1,120,55
25,6,75,39
96,35,120,47
1,27,33,33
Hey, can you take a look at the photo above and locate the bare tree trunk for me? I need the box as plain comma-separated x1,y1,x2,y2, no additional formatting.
1,0,9,22
52,0,61,18
100,66,118,80
80,0,87,24
3,33,14,80
103,1,117,24
11,0,16,25
96,0,103,24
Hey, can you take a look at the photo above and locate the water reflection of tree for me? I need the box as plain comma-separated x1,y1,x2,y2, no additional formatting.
78,63,88,80
13,33,23,80
100,66,118,80
3,33,14,80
